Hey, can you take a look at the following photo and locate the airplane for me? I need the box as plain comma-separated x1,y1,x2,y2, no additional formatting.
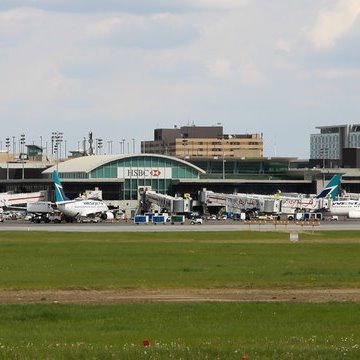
53,170,114,221
330,200,360,218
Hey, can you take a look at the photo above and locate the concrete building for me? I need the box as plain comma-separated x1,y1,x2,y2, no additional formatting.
310,124,360,166
141,125,263,159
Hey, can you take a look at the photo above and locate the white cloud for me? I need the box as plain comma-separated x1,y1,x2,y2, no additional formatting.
2,2,360,158
309,0,360,49
186,0,251,10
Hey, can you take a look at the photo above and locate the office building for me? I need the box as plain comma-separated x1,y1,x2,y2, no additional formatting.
310,124,360,166
141,125,263,159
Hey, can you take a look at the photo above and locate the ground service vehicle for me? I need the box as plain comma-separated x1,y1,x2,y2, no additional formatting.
134,215,149,224
152,215,166,224
190,218,203,225
170,215,185,225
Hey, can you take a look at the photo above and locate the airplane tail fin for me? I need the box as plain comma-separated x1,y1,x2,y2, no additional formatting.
53,170,70,202
316,174,341,200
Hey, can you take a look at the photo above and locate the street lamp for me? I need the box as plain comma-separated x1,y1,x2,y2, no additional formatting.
52,131,63,167
12,136,15,156
122,138,126,154
320,147,328,186
222,158,226,180
20,133,25,156
5,137,10,153
132,138,135,153
97,138,103,155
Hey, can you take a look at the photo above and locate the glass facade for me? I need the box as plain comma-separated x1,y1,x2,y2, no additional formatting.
310,134,340,159
59,156,201,200
192,159,290,179
349,132,360,147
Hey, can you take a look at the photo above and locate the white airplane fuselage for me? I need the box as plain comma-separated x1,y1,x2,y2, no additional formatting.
56,199,108,218
330,200,360,217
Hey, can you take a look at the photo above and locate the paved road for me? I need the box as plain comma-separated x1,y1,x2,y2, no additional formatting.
0,220,360,232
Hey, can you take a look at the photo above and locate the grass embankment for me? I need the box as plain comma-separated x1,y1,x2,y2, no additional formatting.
0,302,359,359
0,231,358,289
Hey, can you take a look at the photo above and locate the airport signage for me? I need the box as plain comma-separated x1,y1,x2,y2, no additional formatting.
118,167,172,179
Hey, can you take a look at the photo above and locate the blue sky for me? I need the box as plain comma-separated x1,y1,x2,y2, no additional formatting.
1,0,360,158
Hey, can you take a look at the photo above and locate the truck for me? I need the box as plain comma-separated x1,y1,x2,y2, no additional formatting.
170,215,185,225
26,201,54,214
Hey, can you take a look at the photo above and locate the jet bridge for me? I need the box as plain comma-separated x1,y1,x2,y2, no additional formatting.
199,190,280,214
144,191,191,213
0,190,47,209
199,189,329,215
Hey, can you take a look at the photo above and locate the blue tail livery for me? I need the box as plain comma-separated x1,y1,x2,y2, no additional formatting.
53,170,70,202
316,174,341,200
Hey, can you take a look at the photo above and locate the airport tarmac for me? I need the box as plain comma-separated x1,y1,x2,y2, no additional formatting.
0,220,360,232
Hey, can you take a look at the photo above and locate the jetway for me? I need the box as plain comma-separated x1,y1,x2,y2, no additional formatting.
0,190,47,208
144,191,191,213
199,189,329,215
280,197,329,214
199,190,280,214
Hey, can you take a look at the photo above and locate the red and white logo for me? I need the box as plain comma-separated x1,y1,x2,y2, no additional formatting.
150,169,161,176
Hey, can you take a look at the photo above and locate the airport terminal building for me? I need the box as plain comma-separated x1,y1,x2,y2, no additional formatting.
1,152,360,213
42,154,205,207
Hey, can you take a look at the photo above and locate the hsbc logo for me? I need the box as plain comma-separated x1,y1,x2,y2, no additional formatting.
119,167,171,179
150,169,161,176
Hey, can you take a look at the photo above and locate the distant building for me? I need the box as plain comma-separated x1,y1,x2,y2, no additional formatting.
26,145,43,161
310,124,360,167
141,125,263,159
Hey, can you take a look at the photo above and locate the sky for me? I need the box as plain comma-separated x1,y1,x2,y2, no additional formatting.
1,0,360,158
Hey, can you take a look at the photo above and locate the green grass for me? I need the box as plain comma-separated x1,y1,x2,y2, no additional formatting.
0,302,359,359
0,231,359,359
0,231,358,289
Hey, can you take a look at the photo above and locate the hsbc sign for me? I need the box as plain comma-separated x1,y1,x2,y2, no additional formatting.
118,167,172,179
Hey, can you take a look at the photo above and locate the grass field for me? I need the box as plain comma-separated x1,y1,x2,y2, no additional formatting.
0,230,359,359
0,302,359,359
0,231,358,289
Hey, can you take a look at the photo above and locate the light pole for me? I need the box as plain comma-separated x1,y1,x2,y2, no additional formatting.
122,139,126,154
132,138,135,153
5,137,10,162
20,133,25,157
52,131,63,167
320,147,328,186
12,136,15,157
222,157,226,180
97,138,103,155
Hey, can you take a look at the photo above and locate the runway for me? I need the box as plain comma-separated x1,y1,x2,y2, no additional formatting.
1,220,360,232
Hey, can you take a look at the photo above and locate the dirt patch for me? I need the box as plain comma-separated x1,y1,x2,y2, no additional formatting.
0,288,359,304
